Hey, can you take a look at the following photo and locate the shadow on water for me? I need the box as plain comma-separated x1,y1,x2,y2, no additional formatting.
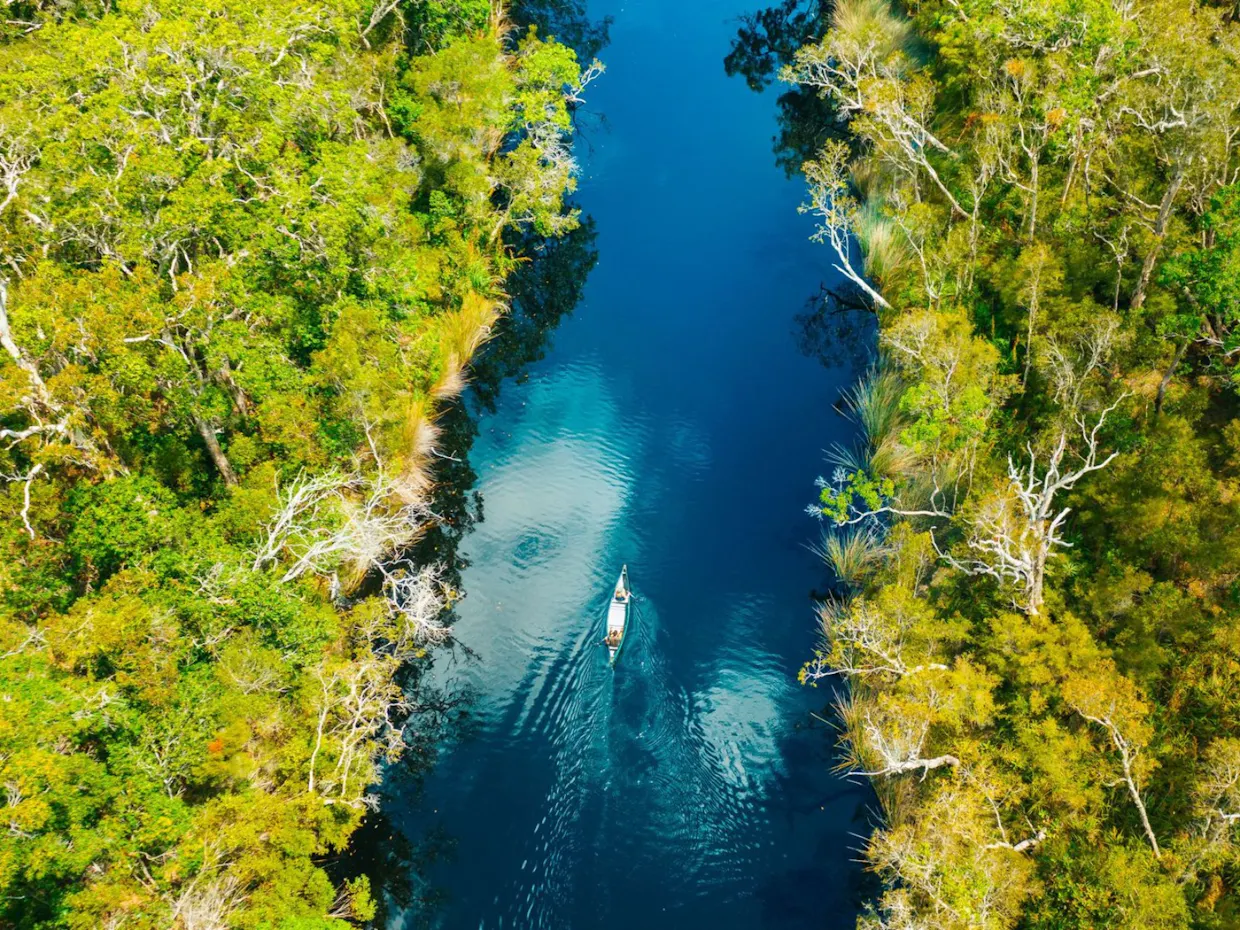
330,212,601,928
414,216,603,591
794,282,879,372
724,0,880,371
511,0,612,62
723,0,883,917
723,0,845,178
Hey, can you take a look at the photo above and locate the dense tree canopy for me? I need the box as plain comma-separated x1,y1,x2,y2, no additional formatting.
790,0,1240,927
0,1,595,927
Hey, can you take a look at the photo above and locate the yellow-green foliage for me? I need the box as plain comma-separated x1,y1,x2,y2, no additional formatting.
791,0,1240,927
0,1,591,926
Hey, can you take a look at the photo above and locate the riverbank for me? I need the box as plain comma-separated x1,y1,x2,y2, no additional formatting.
788,1,1240,927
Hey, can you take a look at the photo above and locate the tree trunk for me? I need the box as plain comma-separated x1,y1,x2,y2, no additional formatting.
1131,170,1185,311
1155,337,1190,414
1120,750,1161,859
1022,260,1042,387
0,278,51,406
1027,153,1039,241
194,415,238,486
864,753,961,778
1028,545,1047,616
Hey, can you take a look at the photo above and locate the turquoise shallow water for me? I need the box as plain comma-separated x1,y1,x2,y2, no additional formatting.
375,1,871,926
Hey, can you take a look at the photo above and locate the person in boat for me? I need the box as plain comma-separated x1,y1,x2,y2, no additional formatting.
604,628,621,647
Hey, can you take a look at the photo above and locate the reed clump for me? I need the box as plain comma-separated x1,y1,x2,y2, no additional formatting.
814,527,884,587
828,364,914,481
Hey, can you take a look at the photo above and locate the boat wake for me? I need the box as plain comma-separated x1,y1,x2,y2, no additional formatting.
394,359,865,930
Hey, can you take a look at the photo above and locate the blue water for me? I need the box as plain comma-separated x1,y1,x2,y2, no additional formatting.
382,1,870,926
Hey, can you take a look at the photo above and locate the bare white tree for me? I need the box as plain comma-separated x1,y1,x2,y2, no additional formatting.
0,278,50,411
1073,702,1160,859
1064,669,1161,860
940,398,1124,615
359,0,402,43
380,560,452,647
306,658,411,802
858,891,935,930
0,134,34,216
0,276,116,488
801,142,893,311
804,596,947,683
1040,315,1123,414
864,779,1040,930
165,844,246,930
306,562,446,804
252,469,427,588
1,462,43,539
1195,739,1240,838
784,0,968,219
489,120,580,242
567,58,606,106
842,694,960,780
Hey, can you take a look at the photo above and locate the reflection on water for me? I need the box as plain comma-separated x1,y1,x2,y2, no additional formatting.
335,218,601,929
723,0,843,179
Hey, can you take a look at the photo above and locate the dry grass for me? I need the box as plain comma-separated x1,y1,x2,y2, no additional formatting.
815,593,850,639
398,394,438,502
814,526,884,587
870,433,917,481
402,293,504,500
855,202,909,285
848,157,886,202
832,0,912,62
431,293,503,400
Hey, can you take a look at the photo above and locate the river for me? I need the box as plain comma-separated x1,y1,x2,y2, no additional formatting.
373,1,871,926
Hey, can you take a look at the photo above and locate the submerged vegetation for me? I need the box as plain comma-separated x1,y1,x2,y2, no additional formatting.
0,1,596,926
786,0,1240,926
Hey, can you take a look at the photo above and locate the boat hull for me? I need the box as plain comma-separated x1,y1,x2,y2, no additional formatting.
606,566,630,666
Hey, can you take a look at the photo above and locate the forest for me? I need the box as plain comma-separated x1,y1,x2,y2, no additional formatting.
0,1,594,926
783,0,1240,927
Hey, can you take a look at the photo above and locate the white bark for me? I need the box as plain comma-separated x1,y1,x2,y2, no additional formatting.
1075,707,1161,859
807,598,948,682
786,33,969,219
940,398,1123,614
252,470,427,585
305,563,446,803
848,701,960,781
0,278,50,406
802,145,893,311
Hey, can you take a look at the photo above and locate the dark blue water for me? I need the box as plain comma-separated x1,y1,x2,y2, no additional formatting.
382,2,869,927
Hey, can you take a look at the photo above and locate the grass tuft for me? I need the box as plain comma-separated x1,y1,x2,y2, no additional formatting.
831,0,912,63
844,365,904,447
814,526,884,587
855,203,909,285
433,293,504,400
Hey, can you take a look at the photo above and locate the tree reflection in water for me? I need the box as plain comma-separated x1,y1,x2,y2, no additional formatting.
329,216,599,927
725,0,878,369
723,0,843,178
512,0,611,62
331,3,608,916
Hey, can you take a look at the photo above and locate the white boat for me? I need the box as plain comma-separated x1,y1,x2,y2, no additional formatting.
605,565,631,666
